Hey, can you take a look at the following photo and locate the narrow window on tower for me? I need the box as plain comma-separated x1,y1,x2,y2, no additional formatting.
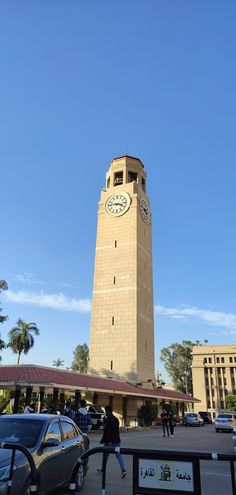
112,316,115,325
144,262,146,271
145,341,148,352
110,360,113,370
113,276,116,285
145,298,147,309
115,240,117,247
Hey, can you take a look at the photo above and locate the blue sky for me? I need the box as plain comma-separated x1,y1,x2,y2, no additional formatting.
1,1,236,381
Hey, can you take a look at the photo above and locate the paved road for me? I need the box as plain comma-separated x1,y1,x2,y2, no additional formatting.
52,424,235,495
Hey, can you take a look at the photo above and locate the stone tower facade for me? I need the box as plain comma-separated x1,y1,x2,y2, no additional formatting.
89,156,155,385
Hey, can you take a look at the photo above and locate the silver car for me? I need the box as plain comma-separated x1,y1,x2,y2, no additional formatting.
0,414,89,495
215,412,236,432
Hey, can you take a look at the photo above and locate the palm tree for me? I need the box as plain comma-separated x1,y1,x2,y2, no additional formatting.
53,358,64,368
8,318,40,365
0,334,5,362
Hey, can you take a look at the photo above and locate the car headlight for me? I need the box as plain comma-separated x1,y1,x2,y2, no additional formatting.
0,466,10,481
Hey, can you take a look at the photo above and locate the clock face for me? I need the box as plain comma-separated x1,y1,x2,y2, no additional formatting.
140,197,150,223
106,192,131,216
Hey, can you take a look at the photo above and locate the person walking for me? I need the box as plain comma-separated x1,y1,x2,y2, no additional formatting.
168,411,176,438
97,405,127,478
75,399,93,433
160,408,169,437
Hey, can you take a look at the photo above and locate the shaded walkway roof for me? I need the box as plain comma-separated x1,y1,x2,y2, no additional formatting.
0,364,199,403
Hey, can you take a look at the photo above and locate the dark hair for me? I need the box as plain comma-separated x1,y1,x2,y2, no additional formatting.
80,399,87,408
105,405,113,414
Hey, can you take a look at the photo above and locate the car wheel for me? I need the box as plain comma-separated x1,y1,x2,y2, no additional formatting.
74,463,85,493
215,428,219,432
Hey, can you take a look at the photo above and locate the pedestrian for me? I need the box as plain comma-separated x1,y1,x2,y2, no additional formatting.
160,408,169,437
97,405,127,478
168,411,176,438
24,403,35,413
75,399,93,433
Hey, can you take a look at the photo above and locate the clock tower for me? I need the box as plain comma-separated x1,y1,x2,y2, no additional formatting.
89,156,155,385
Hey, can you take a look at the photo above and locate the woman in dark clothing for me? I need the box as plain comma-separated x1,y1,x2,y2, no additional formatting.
168,411,176,437
97,405,127,478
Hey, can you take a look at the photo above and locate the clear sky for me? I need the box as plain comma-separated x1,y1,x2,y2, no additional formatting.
1,1,236,381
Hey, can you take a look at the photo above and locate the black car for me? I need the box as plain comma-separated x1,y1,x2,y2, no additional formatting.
0,414,89,495
198,411,212,424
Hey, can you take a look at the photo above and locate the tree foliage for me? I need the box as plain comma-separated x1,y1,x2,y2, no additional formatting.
138,404,159,426
160,340,207,394
71,343,89,373
0,279,8,325
225,395,236,412
8,318,40,364
53,358,64,368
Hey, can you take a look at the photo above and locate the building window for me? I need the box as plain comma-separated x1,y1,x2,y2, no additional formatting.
113,276,116,285
209,367,213,374
212,389,215,397
112,316,114,325
204,357,207,364
209,358,212,363
221,357,225,363
216,357,220,363
128,171,138,183
220,401,225,409
115,240,117,247
212,401,216,409
207,400,211,409
224,378,227,385
144,262,146,271
234,357,236,363
142,176,146,192
114,171,123,186
107,177,110,188
230,357,233,363
110,360,113,370
145,341,148,352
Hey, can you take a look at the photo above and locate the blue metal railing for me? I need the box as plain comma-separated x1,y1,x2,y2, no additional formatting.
0,442,38,495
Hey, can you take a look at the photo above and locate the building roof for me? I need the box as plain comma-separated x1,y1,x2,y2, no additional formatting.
0,364,199,403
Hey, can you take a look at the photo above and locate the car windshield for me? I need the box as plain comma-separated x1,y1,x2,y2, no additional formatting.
186,414,197,417
0,419,43,448
217,414,232,419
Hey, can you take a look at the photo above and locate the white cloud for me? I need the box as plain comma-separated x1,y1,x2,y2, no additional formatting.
155,304,236,331
4,290,91,313
9,273,42,285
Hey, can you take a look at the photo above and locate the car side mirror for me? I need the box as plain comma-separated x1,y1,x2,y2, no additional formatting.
42,438,60,448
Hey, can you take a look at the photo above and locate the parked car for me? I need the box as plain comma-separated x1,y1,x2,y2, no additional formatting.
182,413,204,427
215,412,236,432
198,411,213,424
0,414,89,495
87,404,105,430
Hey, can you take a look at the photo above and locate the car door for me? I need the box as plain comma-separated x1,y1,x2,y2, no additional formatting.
37,419,67,493
59,420,85,482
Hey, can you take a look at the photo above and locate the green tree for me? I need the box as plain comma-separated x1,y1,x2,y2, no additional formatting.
155,371,166,387
160,340,204,394
225,395,236,412
53,358,64,368
8,318,40,364
0,280,7,360
71,343,89,373
138,404,158,426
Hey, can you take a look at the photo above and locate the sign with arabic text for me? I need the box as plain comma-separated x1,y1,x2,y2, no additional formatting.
138,458,194,492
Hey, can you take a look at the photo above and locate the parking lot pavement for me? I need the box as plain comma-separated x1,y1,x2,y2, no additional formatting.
51,425,236,495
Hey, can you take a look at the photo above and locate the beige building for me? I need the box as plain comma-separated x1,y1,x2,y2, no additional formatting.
89,156,155,385
192,344,236,418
